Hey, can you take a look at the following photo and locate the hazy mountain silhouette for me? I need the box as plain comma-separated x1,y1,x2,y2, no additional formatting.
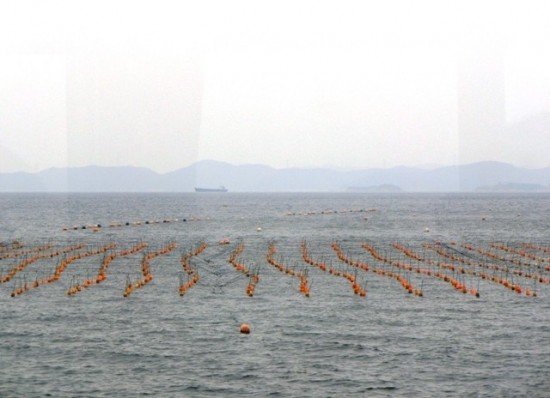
1,160,549,192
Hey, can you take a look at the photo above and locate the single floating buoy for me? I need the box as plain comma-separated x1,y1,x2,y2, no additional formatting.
257,227,262,232
424,227,430,233
240,323,251,334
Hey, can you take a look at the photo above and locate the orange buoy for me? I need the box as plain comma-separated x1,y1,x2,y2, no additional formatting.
240,323,251,334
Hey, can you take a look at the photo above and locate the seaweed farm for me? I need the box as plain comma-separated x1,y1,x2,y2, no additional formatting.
2,238,548,300
1,193,549,397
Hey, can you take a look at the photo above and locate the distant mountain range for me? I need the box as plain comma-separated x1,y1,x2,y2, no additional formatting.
1,160,549,192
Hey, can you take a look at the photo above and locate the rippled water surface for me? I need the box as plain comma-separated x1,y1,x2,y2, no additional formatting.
0,193,549,397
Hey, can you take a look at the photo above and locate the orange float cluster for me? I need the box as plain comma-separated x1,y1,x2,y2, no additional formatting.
303,241,366,297
178,243,205,296
491,243,546,263
330,242,369,272
228,243,250,277
10,243,115,297
426,242,547,289
123,242,177,297
0,243,54,261
298,271,311,297
2,252,50,284
360,243,423,296
179,270,200,297
3,239,549,300
2,243,85,290
459,243,535,269
0,241,23,253
392,243,424,262
457,243,548,283
227,242,261,297
246,273,260,297
423,242,544,296
68,242,149,295
58,243,117,296
266,243,309,297
266,243,289,274
522,242,550,256
393,242,480,296
393,243,473,295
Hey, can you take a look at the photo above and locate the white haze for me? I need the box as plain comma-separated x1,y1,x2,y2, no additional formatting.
1,0,549,173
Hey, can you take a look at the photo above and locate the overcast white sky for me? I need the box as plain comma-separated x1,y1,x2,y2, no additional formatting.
1,0,550,173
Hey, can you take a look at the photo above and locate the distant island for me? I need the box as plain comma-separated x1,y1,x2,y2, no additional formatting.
1,160,550,192
476,182,550,192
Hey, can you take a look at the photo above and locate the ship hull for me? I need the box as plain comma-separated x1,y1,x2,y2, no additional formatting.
194,187,228,192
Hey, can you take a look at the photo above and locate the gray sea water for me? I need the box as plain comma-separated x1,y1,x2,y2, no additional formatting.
0,193,549,397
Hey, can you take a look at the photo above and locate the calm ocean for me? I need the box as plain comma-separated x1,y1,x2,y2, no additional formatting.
1,193,549,397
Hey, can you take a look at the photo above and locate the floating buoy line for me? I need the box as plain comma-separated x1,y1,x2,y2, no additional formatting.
61,216,210,232
1,239,549,300
123,242,177,297
178,243,206,296
285,208,377,217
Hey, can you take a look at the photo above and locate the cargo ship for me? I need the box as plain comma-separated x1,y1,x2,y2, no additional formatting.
194,186,228,192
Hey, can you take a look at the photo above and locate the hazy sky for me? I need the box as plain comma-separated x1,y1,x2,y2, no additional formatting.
1,0,550,173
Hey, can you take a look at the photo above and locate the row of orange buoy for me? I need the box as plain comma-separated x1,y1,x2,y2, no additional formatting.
227,242,261,296
178,243,205,296
490,243,548,263
467,244,550,283
520,243,550,272
124,242,177,297
4,239,548,299
392,242,424,262
298,270,311,297
447,242,549,283
522,242,550,256
360,243,423,296
490,243,550,273
228,242,250,277
10,243,116,297
303,241,366,297
52,243,117,285
3,253,53,285
390,242,482,296
179,272,200,297
459,243,535,269
397,242,541,297
2,243,84,293
447,243,544,295
1,243,86,284
0,241,23,253
68,242,149,296
266,243,310,297
331,242,369,272
245,273,260,297
0,242,54,261
424,242,548,287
